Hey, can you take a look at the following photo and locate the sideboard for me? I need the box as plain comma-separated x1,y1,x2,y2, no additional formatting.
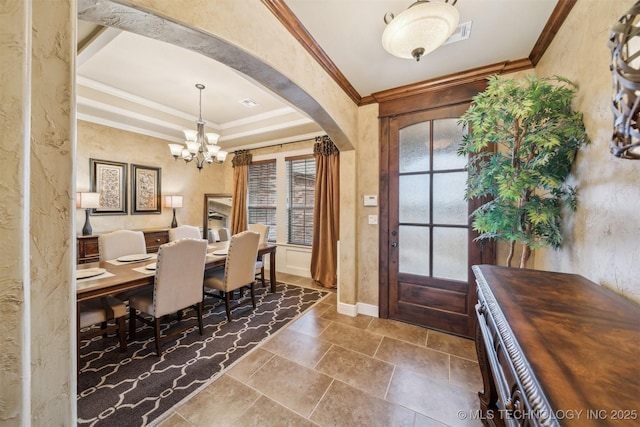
77,229,170,264
473,264,639,427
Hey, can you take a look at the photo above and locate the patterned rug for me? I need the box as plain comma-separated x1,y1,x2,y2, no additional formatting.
77,282,328,427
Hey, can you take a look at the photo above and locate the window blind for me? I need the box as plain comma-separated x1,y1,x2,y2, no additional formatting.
248,160,277,242
286,155,316,246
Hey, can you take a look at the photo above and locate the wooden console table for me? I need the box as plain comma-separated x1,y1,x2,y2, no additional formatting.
77,229,169,264
473,265,639,427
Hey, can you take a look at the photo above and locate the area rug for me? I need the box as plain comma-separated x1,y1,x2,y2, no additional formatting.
77,282,328,427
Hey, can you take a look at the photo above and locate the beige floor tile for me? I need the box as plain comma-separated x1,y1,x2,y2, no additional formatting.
320,305,373,329
245,355,332,417
287,309,333,337
367,317,429,346
375,337,449,383
387,367,482,427
318,322,383,356
231,395,318,427
310,379,415,427
262,328,332,367
176,374,261,427
155,412,192,427
315,345,394,397
450,355,483,392
226,347,274,382
321,292,337,306
414,413,451,427
427,329,478,361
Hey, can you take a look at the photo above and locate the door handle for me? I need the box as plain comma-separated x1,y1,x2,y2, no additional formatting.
391,242,398,248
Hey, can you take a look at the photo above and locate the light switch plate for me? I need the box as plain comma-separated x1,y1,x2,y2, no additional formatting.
364,195,378,206
368,214,378,225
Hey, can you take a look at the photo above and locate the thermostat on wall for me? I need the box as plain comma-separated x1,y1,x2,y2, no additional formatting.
364,195,378,206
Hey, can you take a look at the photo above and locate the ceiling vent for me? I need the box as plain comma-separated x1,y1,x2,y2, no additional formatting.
442,21,472,46
240,98,259,108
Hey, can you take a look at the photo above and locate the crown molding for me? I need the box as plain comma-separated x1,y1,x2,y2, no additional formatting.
263,0,576,107
261,0,362,105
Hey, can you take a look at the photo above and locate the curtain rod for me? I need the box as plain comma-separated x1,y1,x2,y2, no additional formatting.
232,134,327,154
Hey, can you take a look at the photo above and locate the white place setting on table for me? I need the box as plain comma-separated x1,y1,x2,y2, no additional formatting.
131,262,157,275
106,253,157,266
76,268,115,287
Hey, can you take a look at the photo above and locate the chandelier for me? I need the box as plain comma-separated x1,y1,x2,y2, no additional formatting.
168,83,228,171
382,0,459,62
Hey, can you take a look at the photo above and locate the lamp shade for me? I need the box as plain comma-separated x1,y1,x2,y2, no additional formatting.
164,195,183,208
382,1,459,61
76,192,101,209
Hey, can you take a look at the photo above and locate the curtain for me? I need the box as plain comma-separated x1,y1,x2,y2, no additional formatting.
230,150,252,235
310,136,340,288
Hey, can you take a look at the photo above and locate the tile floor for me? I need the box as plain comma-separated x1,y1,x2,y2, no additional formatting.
155,273,484,427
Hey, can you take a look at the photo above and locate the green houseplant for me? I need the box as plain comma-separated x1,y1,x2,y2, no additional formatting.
458,75,590,268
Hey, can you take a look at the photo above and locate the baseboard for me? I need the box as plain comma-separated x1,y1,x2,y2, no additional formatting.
337,300,379,318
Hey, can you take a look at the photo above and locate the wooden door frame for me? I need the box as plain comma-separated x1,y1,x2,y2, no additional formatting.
378,80,489,321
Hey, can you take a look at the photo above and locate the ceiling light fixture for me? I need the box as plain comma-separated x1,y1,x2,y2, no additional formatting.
382,0,460,62
168,83,228,171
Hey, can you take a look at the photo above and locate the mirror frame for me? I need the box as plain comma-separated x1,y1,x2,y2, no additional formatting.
203,193,232,240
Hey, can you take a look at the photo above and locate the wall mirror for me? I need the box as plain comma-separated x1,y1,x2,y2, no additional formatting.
203,193,232,241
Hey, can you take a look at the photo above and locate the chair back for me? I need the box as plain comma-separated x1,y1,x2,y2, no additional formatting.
223,231,260,292
99,230,146,261
153,238,208,317
169,225,201,241
248,223,269,246
218,227,230,241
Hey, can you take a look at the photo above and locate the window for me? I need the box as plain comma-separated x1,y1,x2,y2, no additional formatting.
248,160,277,242
286,155,316,246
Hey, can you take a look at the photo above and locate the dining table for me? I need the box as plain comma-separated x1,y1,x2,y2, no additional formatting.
76,242,278,303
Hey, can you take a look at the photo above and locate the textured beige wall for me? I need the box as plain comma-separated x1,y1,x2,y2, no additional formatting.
533,0,639,302
76,121,228,234
1,0,76,425
1,0,29,424
356,104,381,306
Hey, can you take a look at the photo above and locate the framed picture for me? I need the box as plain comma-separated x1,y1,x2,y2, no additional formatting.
90,158,128,215
131,164,162,214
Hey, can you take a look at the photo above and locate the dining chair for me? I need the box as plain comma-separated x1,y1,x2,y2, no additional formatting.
248,223,269,287
78,296,127,368
168,225,201,241
218,227,230,242
99,229,147,261
128,238,208,356
203,230,260,321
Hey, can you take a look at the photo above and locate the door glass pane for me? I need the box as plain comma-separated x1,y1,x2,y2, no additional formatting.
433,172,468,225
399,122,430,173
433,118,467,170
433,227,468,281
399,225,429,275
399,174,430,223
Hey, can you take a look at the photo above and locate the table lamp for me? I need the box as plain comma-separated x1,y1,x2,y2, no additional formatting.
165,195,183,228
76,192,101,236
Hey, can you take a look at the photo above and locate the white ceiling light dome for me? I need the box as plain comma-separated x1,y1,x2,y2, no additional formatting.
382,0,460,62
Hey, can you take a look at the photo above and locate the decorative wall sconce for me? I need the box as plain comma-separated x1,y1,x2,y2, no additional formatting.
609,1,640,159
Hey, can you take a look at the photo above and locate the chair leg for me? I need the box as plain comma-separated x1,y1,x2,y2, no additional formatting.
197,302,204,335
261,266,266,287
129,306,137,339
154,318,162,356
250,281,256,309
101,321,108,338
224,292,232,321
116,316,127,352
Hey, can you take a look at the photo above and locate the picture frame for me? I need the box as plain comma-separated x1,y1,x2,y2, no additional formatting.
131,164,162,215
90,158,128,215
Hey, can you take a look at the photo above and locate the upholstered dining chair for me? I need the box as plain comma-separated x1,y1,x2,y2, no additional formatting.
78,296,127,368
248,223,269,287
99,229,147,261
128,238,208,356
203,230,260,321
168,225,201,241
218,227,230,242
